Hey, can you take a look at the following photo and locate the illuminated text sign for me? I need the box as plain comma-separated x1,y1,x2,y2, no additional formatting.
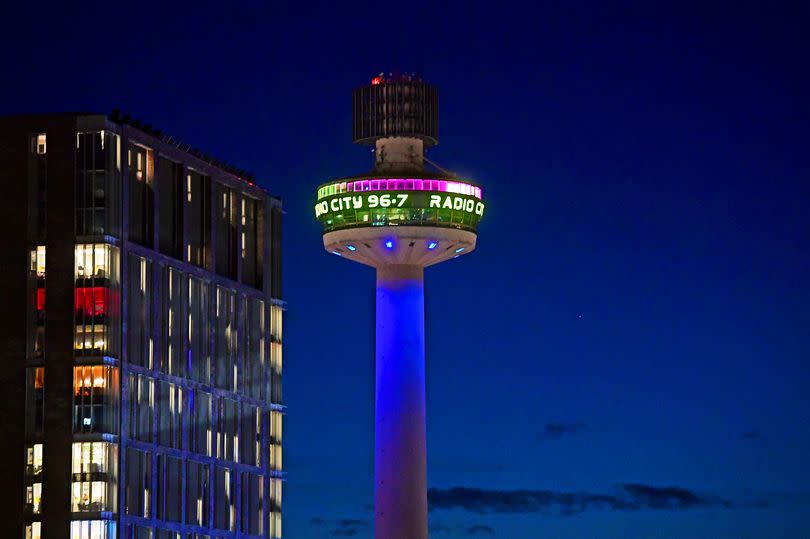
315,191,485,219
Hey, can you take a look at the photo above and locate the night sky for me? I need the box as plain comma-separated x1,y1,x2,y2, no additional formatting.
3,2,809,537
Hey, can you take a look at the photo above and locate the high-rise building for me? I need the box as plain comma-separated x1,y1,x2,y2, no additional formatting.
0,113,284,539
314,74,485,539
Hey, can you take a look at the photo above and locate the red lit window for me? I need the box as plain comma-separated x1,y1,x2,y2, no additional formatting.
75,287,108,317
371,76,382,85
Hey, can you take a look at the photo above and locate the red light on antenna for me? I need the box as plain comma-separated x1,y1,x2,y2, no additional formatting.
371,76,382,85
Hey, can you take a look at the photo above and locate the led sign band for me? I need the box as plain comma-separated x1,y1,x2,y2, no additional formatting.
315,190,485,233
315,191,485,219
317,178,482,200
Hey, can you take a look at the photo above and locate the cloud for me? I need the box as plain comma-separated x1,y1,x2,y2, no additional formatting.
741,431,765,441
431,522,496,535
310,517,370,537
428,483,741,515
538,422,586,440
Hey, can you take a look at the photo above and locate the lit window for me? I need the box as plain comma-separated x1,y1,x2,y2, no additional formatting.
25,522,41,539
26,482,42,513
72,480,108,511
32,246,46,277
72,442,113,474
75,244,112,279
26,444,43,476
70,520,116,539
35,134,46,155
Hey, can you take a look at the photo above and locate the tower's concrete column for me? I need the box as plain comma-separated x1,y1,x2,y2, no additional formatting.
374,264,428,539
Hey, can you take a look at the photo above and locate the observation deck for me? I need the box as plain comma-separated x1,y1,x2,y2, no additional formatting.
314,175,485,267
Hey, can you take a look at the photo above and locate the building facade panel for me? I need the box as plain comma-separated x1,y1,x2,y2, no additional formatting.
0,113,283,539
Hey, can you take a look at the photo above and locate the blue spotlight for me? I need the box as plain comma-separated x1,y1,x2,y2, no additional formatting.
427,241,438,250
385,240,394,250
347,245,357,251
455,247,465,253
331,250,342,256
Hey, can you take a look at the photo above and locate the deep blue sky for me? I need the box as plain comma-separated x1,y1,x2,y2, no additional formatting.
3,1,809,537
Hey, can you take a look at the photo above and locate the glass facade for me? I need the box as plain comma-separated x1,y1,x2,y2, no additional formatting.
74,243,120,357
18,119,282,539
76,131,122,238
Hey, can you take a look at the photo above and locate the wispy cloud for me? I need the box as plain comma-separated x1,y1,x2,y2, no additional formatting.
431,522,496,535
310,517,370,537
538,422,586,440
428,483,753,515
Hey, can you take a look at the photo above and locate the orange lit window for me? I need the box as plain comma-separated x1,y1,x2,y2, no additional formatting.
73,366,115,396
34,367,44,389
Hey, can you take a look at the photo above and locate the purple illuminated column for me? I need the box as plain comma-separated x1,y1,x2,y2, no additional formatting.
375,264,428,539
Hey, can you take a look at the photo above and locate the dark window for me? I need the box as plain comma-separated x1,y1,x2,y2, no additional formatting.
77,131,121,237
188,170,211,268
25,367,45,435
213,466,235,530
127,254,151,368
156,454,182,522
125,448,151,517
157,158,184,259
128,144,154,246
269,206,282,298
215,184,238,279
186,460,209,526
241,196,264,288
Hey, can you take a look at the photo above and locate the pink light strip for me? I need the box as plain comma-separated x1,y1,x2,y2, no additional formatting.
320,178,482,200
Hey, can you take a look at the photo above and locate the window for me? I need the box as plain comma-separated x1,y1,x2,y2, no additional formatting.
76,131,122,237
157,380,183,449
191,389,212,456
213,466,235,531
162,268,184,376
242,297,265,399
25,367,45,435
127,144,154,247
187,170,211,268
241,472,263,535
34,133,46,154
157,158,184,259
214,287,236,391
188,276,210,384
216,398,238,462
186,461,209,526
25,482,42,513
127,255,152,368
269,479,282,538
125,448,151,517
70,520,117,539
71,480,109,512
128,374,154,442
215,184,238,279
156,455,182,522
240,403,261,467
270,305,283,404
26,444,43,477
30,247,45,358
241,195,264,288
72,442,116,474
270,410,282,471
74,243,120,358
24,522,41,539
71,442,118,513
73,365,119,433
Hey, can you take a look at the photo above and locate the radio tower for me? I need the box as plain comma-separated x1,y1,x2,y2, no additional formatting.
314,73,485,539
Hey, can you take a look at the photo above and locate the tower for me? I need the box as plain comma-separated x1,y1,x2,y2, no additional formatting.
314,74,485,538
